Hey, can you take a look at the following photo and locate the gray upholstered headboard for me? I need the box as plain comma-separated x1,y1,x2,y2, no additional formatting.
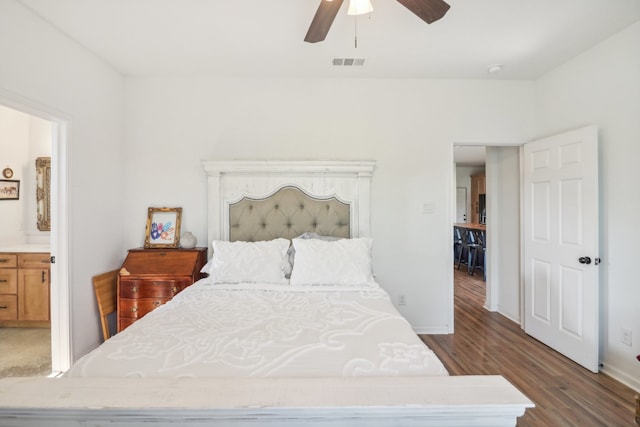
201,160,376,248
229,186,350,242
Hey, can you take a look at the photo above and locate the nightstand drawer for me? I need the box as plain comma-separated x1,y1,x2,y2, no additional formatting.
119,298,169,319
0,295,18,320
0,254,17,269
119,278,191,298
0,270,17,294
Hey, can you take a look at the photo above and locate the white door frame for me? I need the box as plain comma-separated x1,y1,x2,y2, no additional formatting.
0,89,72,374
451,139,525,316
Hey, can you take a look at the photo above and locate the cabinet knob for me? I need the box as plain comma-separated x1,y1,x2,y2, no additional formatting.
131,307,138,313
131,286,138,293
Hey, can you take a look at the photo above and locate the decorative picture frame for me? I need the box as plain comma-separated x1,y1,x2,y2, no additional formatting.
0,179,20,200
144,207,182,248
36,157,51,231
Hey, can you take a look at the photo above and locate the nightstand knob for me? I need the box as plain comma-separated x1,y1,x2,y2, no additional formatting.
153,301,160,306
131,286,138,293
131,307,138,313
171,286,178,294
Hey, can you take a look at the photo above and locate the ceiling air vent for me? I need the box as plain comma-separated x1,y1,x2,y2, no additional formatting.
332,58,366,66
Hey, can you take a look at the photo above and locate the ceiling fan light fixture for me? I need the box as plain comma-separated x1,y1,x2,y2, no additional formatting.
347,0,373,16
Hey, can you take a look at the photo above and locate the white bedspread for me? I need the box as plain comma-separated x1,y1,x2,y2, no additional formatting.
66,281,448,378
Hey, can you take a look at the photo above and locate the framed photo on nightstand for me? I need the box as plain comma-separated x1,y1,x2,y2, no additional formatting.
144,207,182,248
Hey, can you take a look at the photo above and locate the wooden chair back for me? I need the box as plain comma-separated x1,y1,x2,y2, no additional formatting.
92,269,119,342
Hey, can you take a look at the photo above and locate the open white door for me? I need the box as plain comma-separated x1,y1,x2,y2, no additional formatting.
523,125,599,373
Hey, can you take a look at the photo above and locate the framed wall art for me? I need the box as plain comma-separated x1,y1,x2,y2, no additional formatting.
144,207,182,248
0,179,20,200
36,157,51,231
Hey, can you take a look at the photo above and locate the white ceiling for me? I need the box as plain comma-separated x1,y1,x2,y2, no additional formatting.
454,146,486,166
17,0,640,79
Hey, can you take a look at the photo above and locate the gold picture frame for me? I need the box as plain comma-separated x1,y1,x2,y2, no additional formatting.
144,207,182,248
36,157,51,231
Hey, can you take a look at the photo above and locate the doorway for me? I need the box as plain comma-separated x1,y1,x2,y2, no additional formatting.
453,143,522,320
452,130,600,373
0,94,71,375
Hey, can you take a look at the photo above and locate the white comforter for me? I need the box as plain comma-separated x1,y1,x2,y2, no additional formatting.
66,281,448,378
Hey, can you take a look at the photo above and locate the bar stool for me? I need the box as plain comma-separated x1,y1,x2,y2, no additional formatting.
468,230,486,277
453,227,463,261
457,229,481,273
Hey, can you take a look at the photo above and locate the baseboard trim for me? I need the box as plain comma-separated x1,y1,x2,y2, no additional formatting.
414,326,451,335
600,363,640,393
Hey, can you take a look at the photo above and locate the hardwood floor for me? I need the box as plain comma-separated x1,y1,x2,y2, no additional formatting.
420,268,639,427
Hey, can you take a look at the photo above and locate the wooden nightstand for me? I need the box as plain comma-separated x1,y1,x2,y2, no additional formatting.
117,247,207,332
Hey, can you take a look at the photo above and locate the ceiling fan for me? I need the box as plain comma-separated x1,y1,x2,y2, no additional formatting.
304,0,451,43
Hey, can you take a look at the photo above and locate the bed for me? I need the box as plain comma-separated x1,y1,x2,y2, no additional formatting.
0,160,533,426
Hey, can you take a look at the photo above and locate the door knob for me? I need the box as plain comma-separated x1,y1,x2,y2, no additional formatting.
578,256,592,265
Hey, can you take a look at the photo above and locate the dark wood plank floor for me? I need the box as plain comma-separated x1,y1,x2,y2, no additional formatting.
420,268,638,427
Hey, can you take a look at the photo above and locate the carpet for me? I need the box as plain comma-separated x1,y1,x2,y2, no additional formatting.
0,327,51,377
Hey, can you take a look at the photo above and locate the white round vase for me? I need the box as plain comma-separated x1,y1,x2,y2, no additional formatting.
180,232,197,249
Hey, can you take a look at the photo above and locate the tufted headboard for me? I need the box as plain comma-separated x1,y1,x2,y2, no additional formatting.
229,186,350,242
201,160,376,249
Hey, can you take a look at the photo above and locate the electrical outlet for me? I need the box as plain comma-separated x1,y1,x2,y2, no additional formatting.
621,328,632,347
398,294,406,306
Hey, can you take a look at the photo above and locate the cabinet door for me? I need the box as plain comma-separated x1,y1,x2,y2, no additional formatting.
18,268,50,321
470,173,486,224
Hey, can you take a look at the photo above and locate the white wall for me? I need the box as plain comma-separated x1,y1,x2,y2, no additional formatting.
535,21,640,391
0,105,29,243
123,77,535,332
0,0,126,359
0,105,50,243
25,114,52,243
485,146,520,321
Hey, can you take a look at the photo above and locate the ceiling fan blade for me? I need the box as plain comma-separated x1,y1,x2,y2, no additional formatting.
396,0,450,24
304,0,345,43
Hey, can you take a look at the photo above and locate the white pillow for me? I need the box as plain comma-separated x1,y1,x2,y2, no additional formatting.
284,232,343,278
208,238,290,284
289,237,374,286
